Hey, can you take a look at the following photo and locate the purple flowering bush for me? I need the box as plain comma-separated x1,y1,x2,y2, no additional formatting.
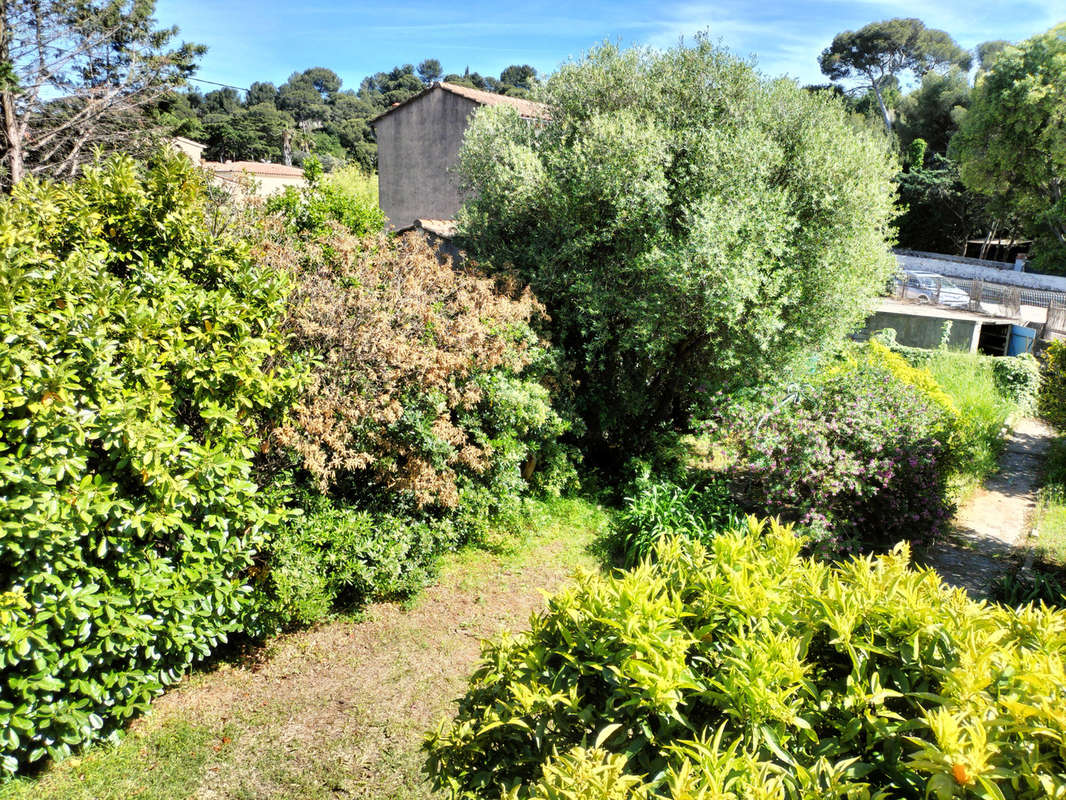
704,367,956,554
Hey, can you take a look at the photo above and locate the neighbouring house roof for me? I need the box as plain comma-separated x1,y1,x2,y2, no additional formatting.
169,136,207,162
172,135,205,149
203,160,306,178
369,81,549,125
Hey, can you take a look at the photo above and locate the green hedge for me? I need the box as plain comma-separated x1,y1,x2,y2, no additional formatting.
992,353,1040,409
1040,340,1066,430
426,519,1066,798
0,153,301,774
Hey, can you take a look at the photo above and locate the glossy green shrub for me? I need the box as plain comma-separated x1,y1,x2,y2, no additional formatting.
266,498,461,626
1040,340,1066,430
0,153,302,774
426,518,1066,799
992,353,1041,409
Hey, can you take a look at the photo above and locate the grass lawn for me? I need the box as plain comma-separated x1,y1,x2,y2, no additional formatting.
923,350,1016,499
0,497,610,800
1032,438,1066,568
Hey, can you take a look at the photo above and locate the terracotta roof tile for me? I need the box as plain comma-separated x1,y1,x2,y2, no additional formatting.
203,160,306,178
416,218,458,238
437,82,548,119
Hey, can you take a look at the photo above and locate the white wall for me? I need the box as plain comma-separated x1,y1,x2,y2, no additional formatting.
897,250,1066,292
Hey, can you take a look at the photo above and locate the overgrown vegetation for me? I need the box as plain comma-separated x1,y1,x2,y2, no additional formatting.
617,341,1025,563
262,223,577,626
426,519,1066,799
456,37,899,461
0,145,576,774
703,343,957,555
264,156,385,236
4,21,1060,792
0,152,302,774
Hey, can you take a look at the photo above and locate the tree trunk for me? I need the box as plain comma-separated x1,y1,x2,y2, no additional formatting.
282,129,292,167
979,221,998,260
870,78,893,133
0,1,24,186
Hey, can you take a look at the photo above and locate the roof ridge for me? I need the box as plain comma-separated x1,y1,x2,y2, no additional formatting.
370,81,549,125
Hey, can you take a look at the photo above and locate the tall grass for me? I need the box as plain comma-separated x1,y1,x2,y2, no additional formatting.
924,350,1015,496
1032,438,1066,567
992,438,1066,608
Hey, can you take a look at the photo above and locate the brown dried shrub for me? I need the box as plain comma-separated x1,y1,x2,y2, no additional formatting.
272,228,548,508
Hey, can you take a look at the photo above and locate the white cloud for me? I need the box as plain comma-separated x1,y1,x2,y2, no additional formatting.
640,0,1066,85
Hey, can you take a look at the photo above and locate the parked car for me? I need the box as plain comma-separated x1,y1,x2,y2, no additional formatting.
898,271,970,308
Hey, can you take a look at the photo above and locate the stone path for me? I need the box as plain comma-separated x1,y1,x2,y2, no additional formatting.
922,417,1054,597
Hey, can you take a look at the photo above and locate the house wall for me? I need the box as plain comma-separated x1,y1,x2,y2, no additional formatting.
374,89,480,229
170,138,205,162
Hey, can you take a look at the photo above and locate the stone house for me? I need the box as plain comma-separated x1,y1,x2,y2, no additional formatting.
370,82,548,230
168,137,306,196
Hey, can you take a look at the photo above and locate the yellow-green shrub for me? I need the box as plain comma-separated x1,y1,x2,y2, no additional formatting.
1041,340,1066,431
426,519,1066,799
0,153,302,775
845,340,958,419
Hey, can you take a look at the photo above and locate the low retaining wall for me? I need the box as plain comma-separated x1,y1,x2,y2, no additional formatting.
855,310,980,352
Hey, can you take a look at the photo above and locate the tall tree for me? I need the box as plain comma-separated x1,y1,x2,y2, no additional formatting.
896,66,971,156
277,67,339,122
951,24,1066,272
499,64,536,90
976,40,1011,71
0,0,202,185
819,18,971,132
246,80,277,106
417,58,442,85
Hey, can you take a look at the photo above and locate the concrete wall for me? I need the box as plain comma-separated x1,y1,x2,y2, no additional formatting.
855,311,981,352
898,250,1066,293
374,89,480,229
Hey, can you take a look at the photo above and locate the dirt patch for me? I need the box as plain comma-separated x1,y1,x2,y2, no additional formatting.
128,518,603,799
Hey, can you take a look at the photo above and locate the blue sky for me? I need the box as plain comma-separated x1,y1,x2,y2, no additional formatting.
156,0,1066,94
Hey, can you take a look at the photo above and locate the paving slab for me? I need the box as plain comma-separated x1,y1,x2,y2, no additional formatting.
922,417,1053,597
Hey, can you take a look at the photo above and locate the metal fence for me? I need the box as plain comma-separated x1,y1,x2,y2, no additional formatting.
948,276,1066,309
896,274,1066,313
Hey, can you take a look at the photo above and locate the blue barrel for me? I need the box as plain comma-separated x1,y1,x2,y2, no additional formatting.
1008,325,1036,355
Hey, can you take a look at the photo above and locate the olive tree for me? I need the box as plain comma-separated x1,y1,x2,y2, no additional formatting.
455,39,899,459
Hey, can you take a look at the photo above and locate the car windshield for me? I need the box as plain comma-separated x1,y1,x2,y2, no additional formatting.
908,274,962,291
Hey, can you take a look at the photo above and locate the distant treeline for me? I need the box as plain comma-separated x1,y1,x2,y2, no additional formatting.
158,60,537,169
